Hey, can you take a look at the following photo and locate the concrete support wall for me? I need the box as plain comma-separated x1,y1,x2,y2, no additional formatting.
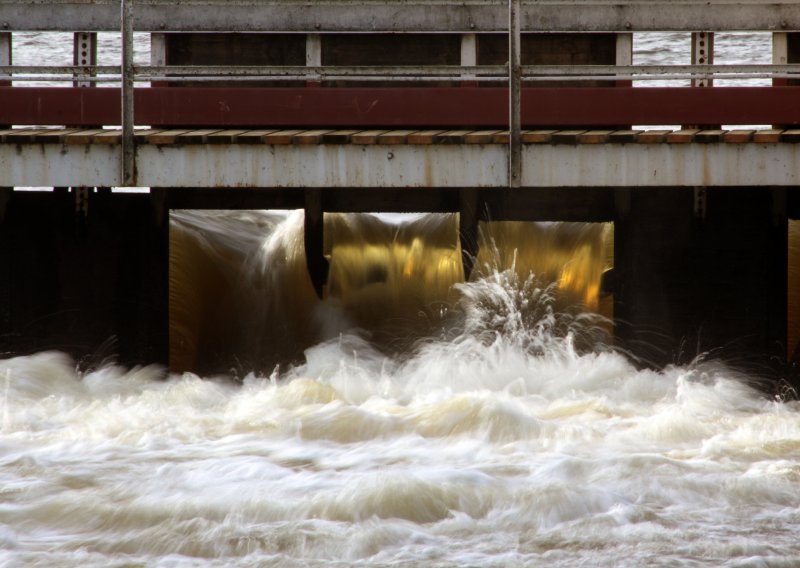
614,187,788,376
0,190,169,367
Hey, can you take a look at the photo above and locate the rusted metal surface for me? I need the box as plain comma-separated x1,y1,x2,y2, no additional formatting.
7,64,800,84
3,86,800,127
121,0,136,185
508,0,521,188
3,0,800,32
5,139,800,188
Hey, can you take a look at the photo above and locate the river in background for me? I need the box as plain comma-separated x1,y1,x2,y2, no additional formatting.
2,32,800,567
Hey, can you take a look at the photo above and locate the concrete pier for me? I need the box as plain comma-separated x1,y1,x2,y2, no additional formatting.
0,188,168,367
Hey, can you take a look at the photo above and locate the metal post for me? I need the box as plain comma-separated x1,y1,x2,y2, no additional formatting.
773,32,788,87
306,33,321,86
150,32,167,87
461,32,477,84
0,32,10,87
691,31,714,87
73,32,97,87
615,32,633,87
508,0,521,188
121,0,136,186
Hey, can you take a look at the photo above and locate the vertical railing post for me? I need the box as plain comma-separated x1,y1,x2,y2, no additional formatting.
460,32,477,85
306,33,322,87
121,0,136,186
0,32,10,88
508,0,522,188
773,32,788,87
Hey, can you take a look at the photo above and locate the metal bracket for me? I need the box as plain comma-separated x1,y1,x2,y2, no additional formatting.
693,187,707,220
74,187,90,217
73,32,97,87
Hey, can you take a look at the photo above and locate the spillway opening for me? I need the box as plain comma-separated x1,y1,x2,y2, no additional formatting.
168,210,614,376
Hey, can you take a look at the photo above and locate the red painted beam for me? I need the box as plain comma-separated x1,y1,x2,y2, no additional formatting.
1,86,799,127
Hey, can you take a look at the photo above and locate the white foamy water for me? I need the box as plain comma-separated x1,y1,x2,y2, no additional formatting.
3,307,800,567
4,32,800,567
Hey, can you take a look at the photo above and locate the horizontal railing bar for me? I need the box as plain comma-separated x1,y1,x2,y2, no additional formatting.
3,64,800,82
2,86,800,127
7,74,800,83
2,0,800,32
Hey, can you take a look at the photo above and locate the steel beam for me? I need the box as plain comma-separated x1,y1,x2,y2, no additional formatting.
2,1,800,32
4,86,800,127
5,141,800,189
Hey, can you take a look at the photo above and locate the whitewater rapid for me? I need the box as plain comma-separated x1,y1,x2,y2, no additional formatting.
2,240,800,566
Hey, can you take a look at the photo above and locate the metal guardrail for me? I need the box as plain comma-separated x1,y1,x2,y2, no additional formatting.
5,64,800,83
2,0,800,185
2,0,800,32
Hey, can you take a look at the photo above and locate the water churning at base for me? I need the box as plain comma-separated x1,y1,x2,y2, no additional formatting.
168,211,610,375
2,211,800,567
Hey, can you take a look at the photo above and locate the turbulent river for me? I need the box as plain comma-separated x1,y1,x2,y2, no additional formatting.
3,32,800,567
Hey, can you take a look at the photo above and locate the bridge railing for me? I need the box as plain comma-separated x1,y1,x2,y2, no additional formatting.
2,0,800,186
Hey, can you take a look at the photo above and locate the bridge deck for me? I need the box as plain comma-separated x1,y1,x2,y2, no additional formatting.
4,127,800,189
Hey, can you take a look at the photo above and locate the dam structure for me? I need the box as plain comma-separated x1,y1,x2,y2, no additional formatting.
1,0,800,376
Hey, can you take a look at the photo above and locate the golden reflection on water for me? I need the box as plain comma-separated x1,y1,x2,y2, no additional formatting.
169,212,611,374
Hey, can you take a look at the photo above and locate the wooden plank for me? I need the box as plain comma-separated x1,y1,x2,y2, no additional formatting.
753,129,784,143
577,130,613,144
263,130,307,145
92,130,123,144
205,129,252,144
351,130,389,145
376,130,417,145
321,130,362,143
694,129,726,143
608,129,642,143
551,130,587,144
435,130,473,144
291,130,333,145
493,131,510,144
0,129,18,142
407,130,446,145
133,129,166,143
30,128,83,143
665,129,700,144
234,129,280,143
723,129,755,144
780,129,800,143
63,129,108,145
637,130,672,144
174,129,225,144
522,130,556,143
465,130,503,144
146,129,195,145
4,128,54,144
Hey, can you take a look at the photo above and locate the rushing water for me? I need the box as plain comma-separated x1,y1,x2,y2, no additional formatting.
3,32,800,567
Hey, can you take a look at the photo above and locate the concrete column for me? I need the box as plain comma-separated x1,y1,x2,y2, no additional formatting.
614,187,787,377
0,32,10,86
615,32,633,87
0,190,169,368
306,33,321,86
773,32,788,86
460,33,477,85
150,32,167,87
